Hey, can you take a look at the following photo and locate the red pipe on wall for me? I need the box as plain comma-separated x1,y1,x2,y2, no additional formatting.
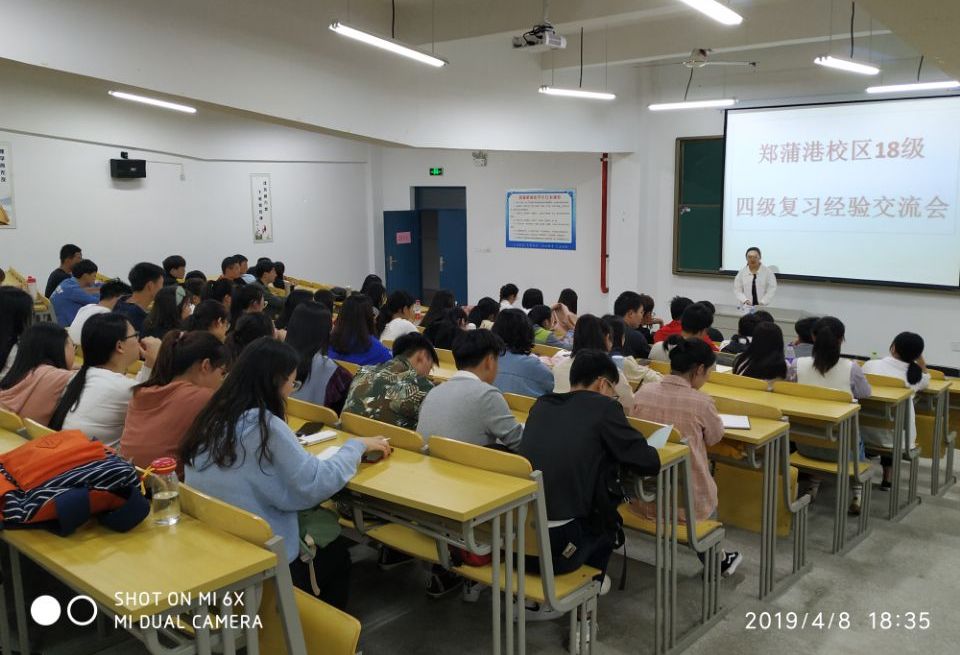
600,153,610,294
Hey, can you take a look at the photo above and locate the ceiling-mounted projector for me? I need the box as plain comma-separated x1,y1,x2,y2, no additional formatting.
512,23,566,51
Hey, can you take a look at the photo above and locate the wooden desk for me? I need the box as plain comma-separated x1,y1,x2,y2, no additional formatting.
700,382,865,554
919,379,956,496
428,363,457,383
859,385,917,520
0,429,26,452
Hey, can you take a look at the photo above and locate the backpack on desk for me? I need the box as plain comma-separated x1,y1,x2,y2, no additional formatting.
0,430,149,536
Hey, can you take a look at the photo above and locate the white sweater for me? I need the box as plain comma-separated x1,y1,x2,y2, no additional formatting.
62,365,151,448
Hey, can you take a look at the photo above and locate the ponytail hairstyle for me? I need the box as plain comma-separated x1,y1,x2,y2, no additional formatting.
571,314,612,355
668,337,717,376
601,314,626,354
285,301,333,383
138,331,228,389
330,294,376,354
0,322,70,389
184,299,229,332
376,290,415,336
419,290,456,328
0,287,33,374
230,284,264,326
277,289,314,330
203,279,233,305
49,313,131,429
226,313,275,365
142,285,186,338
811,316,845,375
891,332,925,385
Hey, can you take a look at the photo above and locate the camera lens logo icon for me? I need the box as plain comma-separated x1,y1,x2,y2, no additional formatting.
30,595,97,626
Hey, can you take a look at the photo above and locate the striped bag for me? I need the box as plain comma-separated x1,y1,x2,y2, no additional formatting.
0,431,149,536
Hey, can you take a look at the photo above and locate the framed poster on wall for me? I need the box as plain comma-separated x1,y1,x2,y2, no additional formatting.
505,189,575,250
0,142,15,228
251,173,273,242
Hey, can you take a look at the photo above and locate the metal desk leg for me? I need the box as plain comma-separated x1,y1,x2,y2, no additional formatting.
888,400,905,519
504,508,514,655
833,418,851,553
10,549,28,655
516,503,527,655
492,515,501,655
654,461,679,654
196,603,213,655
243,584,260,655
220,600,237,655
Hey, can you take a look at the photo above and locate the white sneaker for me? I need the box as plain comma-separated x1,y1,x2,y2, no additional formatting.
720,551,743,578
461,580,484,603
599,575,611,596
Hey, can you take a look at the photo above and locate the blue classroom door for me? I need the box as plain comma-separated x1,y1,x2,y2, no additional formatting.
383,211,422,298
437,209,468,306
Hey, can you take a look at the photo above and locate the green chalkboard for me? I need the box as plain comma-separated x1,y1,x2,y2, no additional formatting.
673,136,724,273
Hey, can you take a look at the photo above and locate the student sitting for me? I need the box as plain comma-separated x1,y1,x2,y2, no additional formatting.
557,288,578,314
631,338,743,577
649,302,718,362
313,289,336,313
250,260,284,318
791,316,819,359
499,283,520,310
698,301,724,343
0,322,75,425
467,297,500,330
115,262,165,333
341,332,437,430
652,296,693,343
419,290,456,329
520,350,660,598
0,287,34,379
51,259,101,328
277,289,315,330
722,313,760,355
551,302,577,340
229,284,266,327
162,255,186,286
422,308,466,350
232,254,251,283
788,316,871,514
141,285,191,340
862,332,930,489
272,261,288,291
220,255,242,282
377,290,420,343
184,299,230,342
732,322,788,380
614,291,651,359
49,313,160,447
637,293,663,343
328,294,393,366
287,302,353,415
203,278,234,314
552,315,635,411
417,329,522,450
67,280,131,344
521,288,544,313
185,270,207,283
45,243,83,298
363,281,387,317
120,331,227,477
226,313,277,364
182,338,391,610
490,309,554,397
529,305,571,350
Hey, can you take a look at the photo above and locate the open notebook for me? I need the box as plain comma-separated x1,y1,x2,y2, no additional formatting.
645,424,673,449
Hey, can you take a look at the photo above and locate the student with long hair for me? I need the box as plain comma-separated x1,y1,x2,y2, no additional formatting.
422,307,467,350
120,331,228,476
286,302,353,414
377,290,419,342
229,284,265,327
181,338,391,609
557,288,578,314
49,313,160,446
521,288,544,312
203,278,234,313
863,332,930,488
0,322,75,425
419,290,456,329
328,294,392,366
363,281,387,316
226,313,276,364
467,297,500,330
276,289,314,330
490,309,553,397
141,285,191,339
732,322,788,380
499,283,519,310
791,316,819,359
0,287,34,379
631,338,743,577
552,314,635,410
184,299,230,342
789,316,871,514
313,289,336,313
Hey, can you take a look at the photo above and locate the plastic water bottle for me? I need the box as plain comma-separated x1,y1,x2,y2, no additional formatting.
414,299,422,322
25,275,37,300
148,457,181,526
785,343,796,365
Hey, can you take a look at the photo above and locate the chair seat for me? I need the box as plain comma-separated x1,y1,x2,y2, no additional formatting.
789,452,873,476
618,506,722,543
365,524,441,564
453,561,600,604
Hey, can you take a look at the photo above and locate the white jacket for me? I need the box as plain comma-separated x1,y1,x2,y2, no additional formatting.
734,264,777,306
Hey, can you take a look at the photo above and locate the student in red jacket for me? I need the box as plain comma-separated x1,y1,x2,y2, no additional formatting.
652,296,693,343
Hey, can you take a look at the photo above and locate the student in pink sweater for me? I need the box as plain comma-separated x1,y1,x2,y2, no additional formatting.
120,331,228,478
0,322,75,426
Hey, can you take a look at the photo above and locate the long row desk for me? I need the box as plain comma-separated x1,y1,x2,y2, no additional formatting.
923,378,956,495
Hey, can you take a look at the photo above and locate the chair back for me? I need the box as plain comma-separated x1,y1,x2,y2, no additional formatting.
436,348,456,366
333,360,360,376
502,392,536,414
711,397,783,420
0,408,24,433
708,371,768,390
532,343,562,358
864,373,907,389
771,380,853,403
646,359,670,375
339,412,424,452
286,397,338,427
23,418,55,440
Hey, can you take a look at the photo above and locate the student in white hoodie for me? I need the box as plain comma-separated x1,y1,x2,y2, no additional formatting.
49,312,159,447
862,332,930,489
377,290,420,343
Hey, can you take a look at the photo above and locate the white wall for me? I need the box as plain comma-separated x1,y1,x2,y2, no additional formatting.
0,61,374,287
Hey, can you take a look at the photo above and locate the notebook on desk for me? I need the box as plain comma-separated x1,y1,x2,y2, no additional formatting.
719,414,751,430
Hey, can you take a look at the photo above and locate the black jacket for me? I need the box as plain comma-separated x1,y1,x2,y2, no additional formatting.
519,390,661,522
623,326,651,359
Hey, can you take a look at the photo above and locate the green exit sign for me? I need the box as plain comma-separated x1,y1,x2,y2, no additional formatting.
429,167,444,176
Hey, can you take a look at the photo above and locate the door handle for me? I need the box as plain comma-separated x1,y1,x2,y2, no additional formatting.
388,256,396,271
439,256,445,273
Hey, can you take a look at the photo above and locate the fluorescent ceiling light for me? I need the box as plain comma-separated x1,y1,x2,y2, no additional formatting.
814,55,879,76
866,80,960,94
329,21,447,67
648,98,737,111
677,0,743,26
538,86,616,100
108,91,196,114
